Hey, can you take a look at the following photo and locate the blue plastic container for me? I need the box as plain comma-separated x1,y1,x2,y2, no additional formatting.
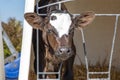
5,57,20,80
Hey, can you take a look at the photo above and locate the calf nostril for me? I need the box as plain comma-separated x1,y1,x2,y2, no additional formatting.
59,48,65,53
67,49,70,53
59,49,63,53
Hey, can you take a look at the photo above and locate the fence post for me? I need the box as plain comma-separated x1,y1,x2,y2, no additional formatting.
0,21,5,80
18,0,35,80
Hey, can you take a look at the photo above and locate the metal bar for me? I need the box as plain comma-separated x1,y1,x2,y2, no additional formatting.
36,0,41,75
58,3,61,10
59,63,63,72
58,63,63,79
108,15,119,79
0,20,5,80
1,26,18,55
79,28,89,80
95,14,120,16
36,1,39,15
73,14,120,16
37,29,40,79
38,72,59,75
38,0,73,9
88,72,109,74
37,63,63,79
38,14,47,16
37,13,120,16
89,78,109,80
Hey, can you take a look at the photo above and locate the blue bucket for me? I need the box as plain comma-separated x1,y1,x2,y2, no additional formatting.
5,57,20,80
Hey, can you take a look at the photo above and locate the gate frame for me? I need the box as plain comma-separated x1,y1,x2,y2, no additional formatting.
18,0,34,80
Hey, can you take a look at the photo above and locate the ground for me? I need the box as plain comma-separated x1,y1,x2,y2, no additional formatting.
28,64,120,80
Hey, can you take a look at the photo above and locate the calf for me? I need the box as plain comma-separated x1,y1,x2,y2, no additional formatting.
25,0,95,80
33,0,67,75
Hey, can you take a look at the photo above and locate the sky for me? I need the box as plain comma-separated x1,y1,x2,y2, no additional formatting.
0,0,25,23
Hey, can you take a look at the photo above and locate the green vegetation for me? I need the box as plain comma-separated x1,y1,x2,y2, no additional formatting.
2,18,23,58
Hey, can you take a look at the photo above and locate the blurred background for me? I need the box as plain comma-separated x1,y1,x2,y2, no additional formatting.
0,0,24,58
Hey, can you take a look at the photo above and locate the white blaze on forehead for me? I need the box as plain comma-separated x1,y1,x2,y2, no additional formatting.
50,13,72,38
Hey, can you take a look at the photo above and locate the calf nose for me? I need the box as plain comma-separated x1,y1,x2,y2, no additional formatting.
56,47,72,61
59,47,71,55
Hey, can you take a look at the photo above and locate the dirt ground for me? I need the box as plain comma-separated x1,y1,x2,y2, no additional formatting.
28,65,120,80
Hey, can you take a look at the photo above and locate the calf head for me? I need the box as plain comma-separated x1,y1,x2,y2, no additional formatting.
24,10,95,61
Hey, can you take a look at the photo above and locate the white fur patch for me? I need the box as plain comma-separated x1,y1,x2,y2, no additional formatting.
50,13,72,38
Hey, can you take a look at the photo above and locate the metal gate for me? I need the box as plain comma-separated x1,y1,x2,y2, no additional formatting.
19,0,119,80
35,0,119,80
78,14,119,80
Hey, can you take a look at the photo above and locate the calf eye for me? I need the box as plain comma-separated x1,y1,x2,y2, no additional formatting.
47,29,58,36
47,29,53,33
50,15,57,20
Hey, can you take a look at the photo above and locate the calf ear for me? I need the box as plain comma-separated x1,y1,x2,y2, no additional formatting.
74,11,95,28
24,13,44,30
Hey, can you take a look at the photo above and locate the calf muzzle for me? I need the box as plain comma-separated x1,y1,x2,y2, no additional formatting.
55,47,72,61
